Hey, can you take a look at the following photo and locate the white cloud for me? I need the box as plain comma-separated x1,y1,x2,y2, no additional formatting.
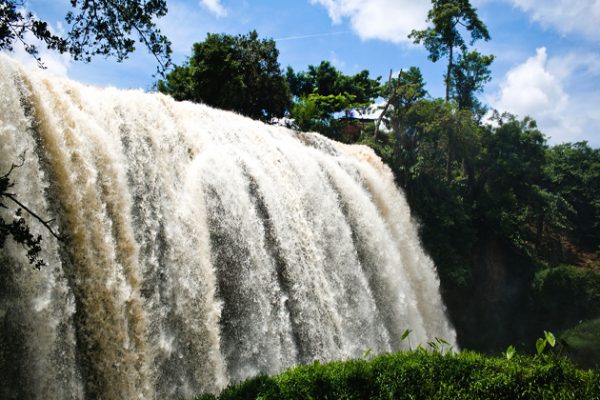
200,0,228,18
491,48,568,117
489,47,600,146
310,0,428,44
508,0,600,41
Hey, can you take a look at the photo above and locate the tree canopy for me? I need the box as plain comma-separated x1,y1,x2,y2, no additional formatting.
286,61,381,135
409,0,490,101
451,50,494,114
545,142,600,248
287,61,381,105
158,31,290,121
0,0,172,73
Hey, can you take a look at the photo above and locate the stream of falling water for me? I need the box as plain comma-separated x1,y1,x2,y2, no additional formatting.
0,56,456,399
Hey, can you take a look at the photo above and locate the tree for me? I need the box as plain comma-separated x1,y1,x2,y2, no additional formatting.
409,0,490,101
0,0,172,73
393,98,479,290
374,66,427,140
545,142,600,248
474,114,549,252
287,61,380,136
451,50,494,115
290,92,357,133
287,61,380,104
158,30,290,121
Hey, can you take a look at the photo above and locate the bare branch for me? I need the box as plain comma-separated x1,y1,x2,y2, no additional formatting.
1,154,64,241
1,153,26,179
4,194,64,241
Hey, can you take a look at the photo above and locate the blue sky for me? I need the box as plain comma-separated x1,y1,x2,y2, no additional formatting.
9,0,600,146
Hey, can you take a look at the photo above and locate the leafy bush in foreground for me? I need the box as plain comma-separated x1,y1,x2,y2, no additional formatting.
197,350,599,400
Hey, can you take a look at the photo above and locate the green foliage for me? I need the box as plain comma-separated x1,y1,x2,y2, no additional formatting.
0,1,68,65
474,114,549,254
293,93,356,124
368,59,598,351
197,350,600,400
287,61,380,137
560,318,600,369
545,331,556,347
504,345,516,360
428,337,453,353
400,329,412,342
381,67,428,109
451,50,494,114
409,0,490,100
158,31,290,121
386,98,479,289
545,142,600,248
377,67,427,142
531,265,600,331
287,61,380,105
409,0,491,61
0,0,172,72
535,331,557,355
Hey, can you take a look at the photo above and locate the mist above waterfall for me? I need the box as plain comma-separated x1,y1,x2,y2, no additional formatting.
0,56,455,399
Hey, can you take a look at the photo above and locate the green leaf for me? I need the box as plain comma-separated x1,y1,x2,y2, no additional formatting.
536,338,547,355
505,345,516,360
364,348,372,358
428,341,440,352
400,329,412,341
544,331,556,347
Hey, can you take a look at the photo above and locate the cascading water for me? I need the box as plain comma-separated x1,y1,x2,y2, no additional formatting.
0,56,456,399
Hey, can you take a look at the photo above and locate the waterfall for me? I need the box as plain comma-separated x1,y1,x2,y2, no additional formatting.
0,56,455,399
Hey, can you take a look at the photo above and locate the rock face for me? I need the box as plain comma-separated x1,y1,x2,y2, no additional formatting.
0,56,455,400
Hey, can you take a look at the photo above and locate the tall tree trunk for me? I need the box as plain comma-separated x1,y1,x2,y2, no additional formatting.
446,46,453,102
445,45,454,180
374,69,400,140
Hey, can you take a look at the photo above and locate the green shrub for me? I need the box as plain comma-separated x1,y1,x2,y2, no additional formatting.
531,265,600,330
196,350,599,400
561,318,600,369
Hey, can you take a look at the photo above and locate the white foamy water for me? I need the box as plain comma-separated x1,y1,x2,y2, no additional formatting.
0,56,455,399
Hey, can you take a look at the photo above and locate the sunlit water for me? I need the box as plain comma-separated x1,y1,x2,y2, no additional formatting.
0,56,455,399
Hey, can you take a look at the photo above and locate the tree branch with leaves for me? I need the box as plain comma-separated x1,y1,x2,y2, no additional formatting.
0,0,172,74
1,157,63,269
